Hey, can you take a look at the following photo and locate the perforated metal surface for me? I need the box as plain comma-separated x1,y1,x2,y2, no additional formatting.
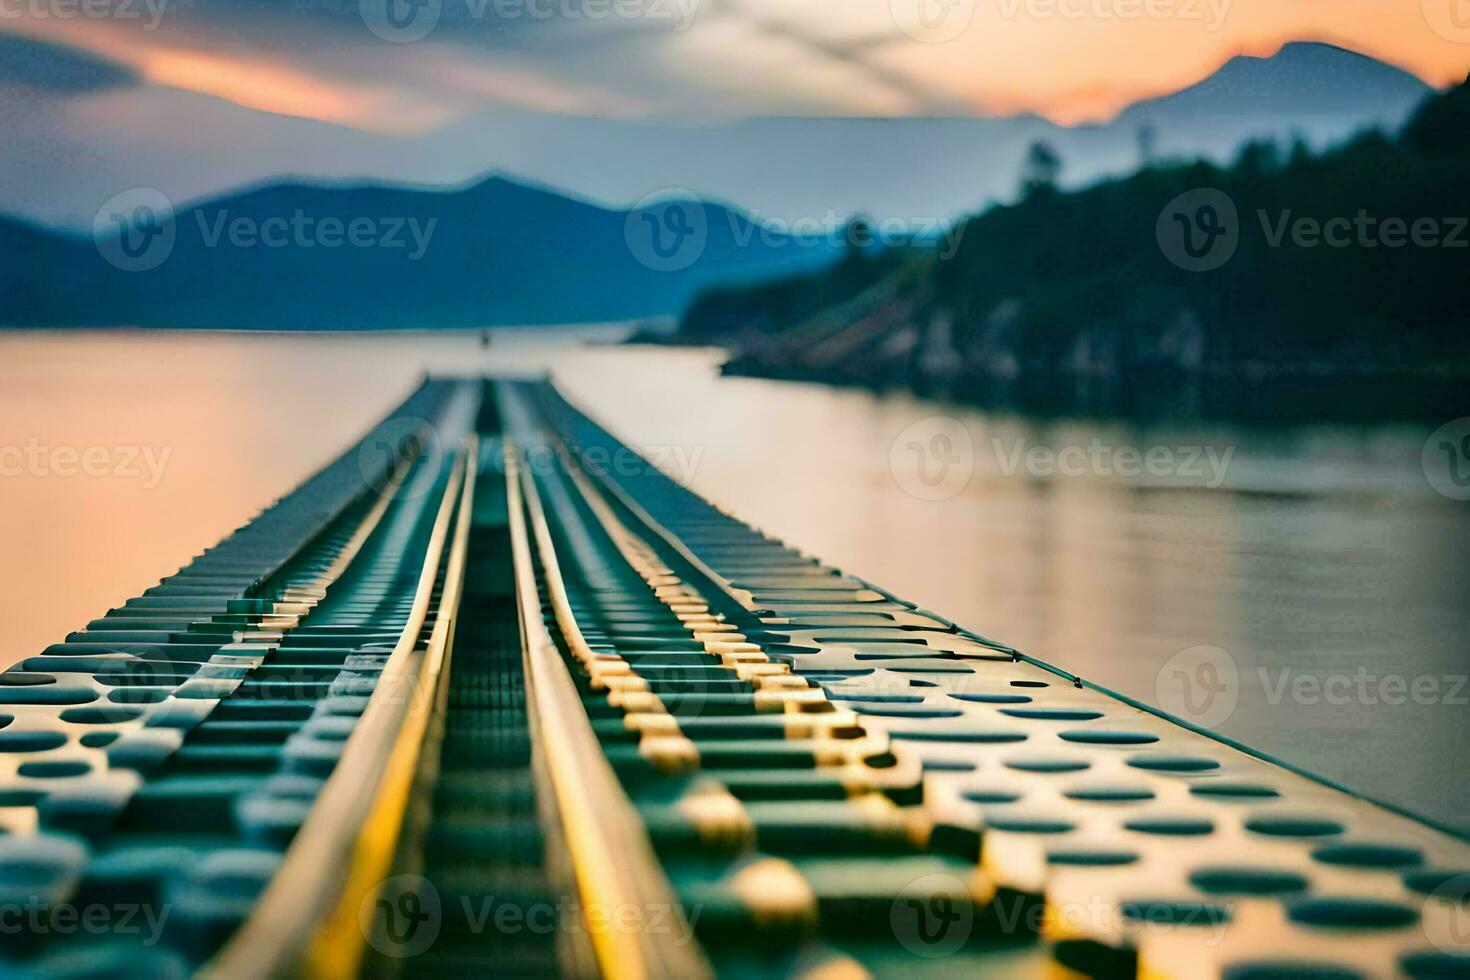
515,379,1470,979
0,381,473,975
3,376,1465,979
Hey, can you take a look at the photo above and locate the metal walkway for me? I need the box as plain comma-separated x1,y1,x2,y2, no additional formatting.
0,378,1464,979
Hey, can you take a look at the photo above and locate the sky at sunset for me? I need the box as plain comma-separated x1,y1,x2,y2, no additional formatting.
4,0,1469,134
1,0,1467,229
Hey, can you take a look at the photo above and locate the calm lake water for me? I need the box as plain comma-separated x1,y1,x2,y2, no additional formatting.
2,329,1466,831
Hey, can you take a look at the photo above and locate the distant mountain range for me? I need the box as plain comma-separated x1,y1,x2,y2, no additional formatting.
0,177,836,329
1116,41,1433,126
0,43,1437,232
0,41,1443,329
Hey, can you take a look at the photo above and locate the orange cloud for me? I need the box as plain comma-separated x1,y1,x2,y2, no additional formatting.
2,19,451,133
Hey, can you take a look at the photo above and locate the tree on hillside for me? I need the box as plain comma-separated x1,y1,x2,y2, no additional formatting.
1020,141,1063,197
1403,73,1470,158
1136,124,1158,169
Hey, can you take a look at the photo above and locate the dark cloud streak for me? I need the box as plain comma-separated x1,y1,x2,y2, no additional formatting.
0,32,140,93
706,0,972,114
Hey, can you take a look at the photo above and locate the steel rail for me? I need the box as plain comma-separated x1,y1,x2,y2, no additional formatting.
505,438,714,980
205,443,474,979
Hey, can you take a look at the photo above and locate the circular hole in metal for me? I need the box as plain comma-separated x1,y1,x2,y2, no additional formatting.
1064,785,1156,803
1048,850,1139,867
1128,755,1221,773
1004,754,1091,774
1286,897,1418,930
1190,866,1310,895
1125,815,1215,836
18,760,91,778
1060,730,1159,746
1246,815,1345,839
1312,843,1423,869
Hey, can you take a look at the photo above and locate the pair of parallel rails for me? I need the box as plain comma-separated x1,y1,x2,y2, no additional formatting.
0,379,1464,979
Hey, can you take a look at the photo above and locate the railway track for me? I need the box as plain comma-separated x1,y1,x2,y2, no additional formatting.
0,378,1465,979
